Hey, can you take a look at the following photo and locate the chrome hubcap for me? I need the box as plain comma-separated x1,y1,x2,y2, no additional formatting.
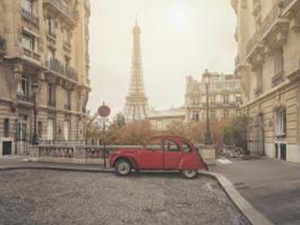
184,170,197,178
118,162,130,174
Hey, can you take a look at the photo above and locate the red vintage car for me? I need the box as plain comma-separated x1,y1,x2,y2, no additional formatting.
109,135,208,178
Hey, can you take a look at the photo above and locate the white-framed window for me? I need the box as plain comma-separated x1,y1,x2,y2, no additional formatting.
22,33,36,51
63,120,70,141
276,107,286,136
21,74,30,96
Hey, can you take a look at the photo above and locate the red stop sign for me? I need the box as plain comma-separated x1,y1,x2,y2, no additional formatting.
98,105,111,117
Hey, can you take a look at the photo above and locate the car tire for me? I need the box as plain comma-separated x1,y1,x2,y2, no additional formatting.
182,170,198,179
115,159,132,176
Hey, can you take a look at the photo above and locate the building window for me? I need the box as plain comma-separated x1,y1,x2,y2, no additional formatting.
210,110,216,119
223,95,229,104
276,107,286,137
65,89,71,110
274,48,284,76
38,121,42,138
224,109,229,119
192,112,199,121
47,83,56,107
63,120,70,141
22,33,35,51
21,74,30,96
47,17,55,36
4,119,9,137
47,118,54,141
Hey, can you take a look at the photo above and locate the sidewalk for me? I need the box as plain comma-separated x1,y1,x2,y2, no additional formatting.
211,158,300,225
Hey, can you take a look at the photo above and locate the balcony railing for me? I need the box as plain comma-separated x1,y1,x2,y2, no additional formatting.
21,8,39,26
272,71,285,87
43,0,77,24
64,103,71,110
246,5,280,56
17,94,34,103
48,100,56,108
23,48,41,62
46,59,78,81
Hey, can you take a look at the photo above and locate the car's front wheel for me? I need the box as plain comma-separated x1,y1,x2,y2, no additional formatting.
115,159,132,176
182,170,198,178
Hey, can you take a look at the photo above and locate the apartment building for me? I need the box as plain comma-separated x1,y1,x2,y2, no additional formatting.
0,0,90,155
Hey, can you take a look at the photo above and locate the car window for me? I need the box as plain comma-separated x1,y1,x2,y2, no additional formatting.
182,142,192,153
146,138,162,151
164,140,180,152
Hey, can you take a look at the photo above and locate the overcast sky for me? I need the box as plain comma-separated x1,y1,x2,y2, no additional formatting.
87,0,237,116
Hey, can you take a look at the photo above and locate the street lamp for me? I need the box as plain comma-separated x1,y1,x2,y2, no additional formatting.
31,82,39,145
204,75,213,145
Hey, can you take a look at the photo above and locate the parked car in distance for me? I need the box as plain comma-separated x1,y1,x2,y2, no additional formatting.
109,135,208,178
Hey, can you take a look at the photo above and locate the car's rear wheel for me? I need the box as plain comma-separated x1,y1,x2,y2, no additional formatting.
182,170,198,178
115,159,132,176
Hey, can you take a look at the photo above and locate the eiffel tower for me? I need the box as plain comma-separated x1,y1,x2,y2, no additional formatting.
124,19,149,123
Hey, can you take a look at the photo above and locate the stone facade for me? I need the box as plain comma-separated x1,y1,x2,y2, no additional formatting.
147,107,185,131
0,0,90,155
232,0,300,163
185,70,242,123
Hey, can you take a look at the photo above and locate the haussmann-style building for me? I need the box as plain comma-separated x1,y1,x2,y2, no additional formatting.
0,0,91,156
148,70,242,131
185,70,242,123
232,0,300,163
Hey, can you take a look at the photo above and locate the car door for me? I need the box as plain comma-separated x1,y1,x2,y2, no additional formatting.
139,138,163,169
163,139,182,169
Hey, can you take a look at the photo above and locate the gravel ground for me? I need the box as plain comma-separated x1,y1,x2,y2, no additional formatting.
0,170,250,225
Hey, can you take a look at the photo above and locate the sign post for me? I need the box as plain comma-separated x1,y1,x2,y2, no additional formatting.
98,102,111,168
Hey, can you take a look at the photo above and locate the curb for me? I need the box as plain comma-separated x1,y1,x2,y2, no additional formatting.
199,171,274,225
0,165,114,173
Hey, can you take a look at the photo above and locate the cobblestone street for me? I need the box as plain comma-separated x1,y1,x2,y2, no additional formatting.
0,170,250,225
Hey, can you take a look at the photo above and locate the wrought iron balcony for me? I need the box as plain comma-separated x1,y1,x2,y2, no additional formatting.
48,100,56,108
246,3,291,57
64,103,71,110
43,0,77,25
21,8,39,26
23,48,41,62
46,59,78,81
17,94,34,103
272,71,285,87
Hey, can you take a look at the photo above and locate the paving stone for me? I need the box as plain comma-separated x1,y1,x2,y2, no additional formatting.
0,170,250,225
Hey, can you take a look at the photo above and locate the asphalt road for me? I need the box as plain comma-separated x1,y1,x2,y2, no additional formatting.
0,169,250,225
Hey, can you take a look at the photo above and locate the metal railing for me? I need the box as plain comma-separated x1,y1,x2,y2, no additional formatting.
17,94,34,103
246,5,281,55
47,100,56,108
64,103,71,110
46,59,78,81
43,0,77,24
272,71,285,87
21,8,39,26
